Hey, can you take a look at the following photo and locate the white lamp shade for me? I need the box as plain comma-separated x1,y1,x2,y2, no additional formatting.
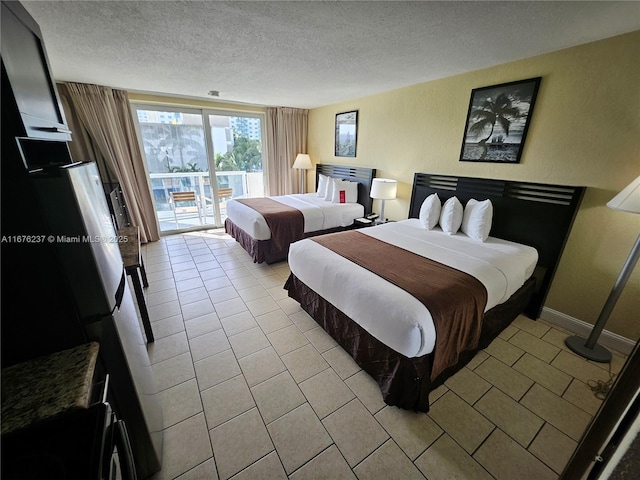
370,178,397,200
292,154,312,170
607,175,640,214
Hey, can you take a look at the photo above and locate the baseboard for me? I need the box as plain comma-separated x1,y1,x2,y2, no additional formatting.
540,307,636,356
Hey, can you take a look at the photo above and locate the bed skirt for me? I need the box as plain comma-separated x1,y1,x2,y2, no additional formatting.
225,218,354,264
284,273,536,412
225,218,279,264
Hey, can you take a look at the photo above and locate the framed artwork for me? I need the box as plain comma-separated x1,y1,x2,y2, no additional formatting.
335,110,358,157
459,77,541,163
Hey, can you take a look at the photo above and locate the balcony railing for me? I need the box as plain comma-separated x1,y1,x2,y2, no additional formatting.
149,170,264,231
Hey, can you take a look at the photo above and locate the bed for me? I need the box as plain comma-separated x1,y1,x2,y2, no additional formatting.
285,173,585,411
225,164,376,264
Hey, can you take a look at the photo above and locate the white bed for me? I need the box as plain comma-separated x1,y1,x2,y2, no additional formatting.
288,218,538,358
226,193,364,240
225,164,377,264
285,172,583,411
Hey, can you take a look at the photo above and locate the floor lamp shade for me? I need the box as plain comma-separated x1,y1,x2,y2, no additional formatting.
292,154,312,194
370,178,397,223
565,175,640,362
606,175,640,213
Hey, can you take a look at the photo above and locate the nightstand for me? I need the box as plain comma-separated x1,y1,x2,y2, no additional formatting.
353,217,374,228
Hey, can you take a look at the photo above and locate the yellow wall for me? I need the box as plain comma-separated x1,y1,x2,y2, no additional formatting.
307,31,640,340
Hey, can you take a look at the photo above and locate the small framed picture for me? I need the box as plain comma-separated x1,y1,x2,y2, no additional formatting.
335,110,358,157
459,77,541,163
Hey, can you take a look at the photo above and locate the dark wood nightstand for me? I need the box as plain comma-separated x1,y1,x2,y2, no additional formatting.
353,218,374,228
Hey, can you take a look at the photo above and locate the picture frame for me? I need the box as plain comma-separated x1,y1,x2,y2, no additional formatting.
335,110,358,157
459,77,541,163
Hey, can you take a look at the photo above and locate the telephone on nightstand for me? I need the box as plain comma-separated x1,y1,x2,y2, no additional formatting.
365,213,379,220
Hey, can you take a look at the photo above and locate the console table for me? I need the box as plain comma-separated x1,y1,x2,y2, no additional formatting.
118,226,154,343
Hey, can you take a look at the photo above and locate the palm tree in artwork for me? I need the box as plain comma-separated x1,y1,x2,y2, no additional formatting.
467,93,522,159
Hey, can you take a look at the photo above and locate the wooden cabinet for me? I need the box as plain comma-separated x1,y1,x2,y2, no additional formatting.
1,1,71,143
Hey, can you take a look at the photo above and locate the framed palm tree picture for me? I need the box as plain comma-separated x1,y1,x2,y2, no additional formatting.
459,77,541,163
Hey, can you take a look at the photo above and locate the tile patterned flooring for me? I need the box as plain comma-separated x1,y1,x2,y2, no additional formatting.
141,229,627,480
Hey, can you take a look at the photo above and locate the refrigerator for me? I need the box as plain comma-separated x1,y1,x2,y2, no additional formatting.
11,161,163,479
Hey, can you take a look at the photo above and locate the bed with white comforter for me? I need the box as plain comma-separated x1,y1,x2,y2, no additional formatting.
226,193,364,240
225,163,377,264
288,218,538,359
284,172,584,412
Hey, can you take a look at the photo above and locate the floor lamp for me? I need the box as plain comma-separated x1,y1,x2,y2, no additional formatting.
565,175,640,362
293,154,312,194
370,178,397,224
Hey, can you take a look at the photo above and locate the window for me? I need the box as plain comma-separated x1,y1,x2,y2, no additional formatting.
133,106,265,233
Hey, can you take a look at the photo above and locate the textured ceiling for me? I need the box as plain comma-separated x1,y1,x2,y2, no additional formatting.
21,1,640,109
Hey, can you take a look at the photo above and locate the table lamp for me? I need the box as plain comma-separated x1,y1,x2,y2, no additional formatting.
292,154,312,194
565,175,640,362
370,178,398,224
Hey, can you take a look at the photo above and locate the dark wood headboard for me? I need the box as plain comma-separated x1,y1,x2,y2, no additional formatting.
409,173,585,319
316,164,377,215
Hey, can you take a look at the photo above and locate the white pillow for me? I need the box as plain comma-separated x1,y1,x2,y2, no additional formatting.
439,196,463,235
419,193,441,230
462,198,493,242
317,174,329,198
331,179,358,203
324,178,336,201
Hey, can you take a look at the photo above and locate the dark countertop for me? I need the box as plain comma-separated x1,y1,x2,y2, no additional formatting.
1,342,99,436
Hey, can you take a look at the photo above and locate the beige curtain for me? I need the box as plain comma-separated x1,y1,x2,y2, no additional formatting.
58,84,118,191
61,83,160,243
265,107,309,196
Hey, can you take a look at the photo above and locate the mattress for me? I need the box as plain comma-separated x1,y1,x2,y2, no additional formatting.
288,218,538,358
226,193,364,240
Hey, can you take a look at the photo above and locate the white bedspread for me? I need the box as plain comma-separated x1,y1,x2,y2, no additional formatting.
226,193,364,240
288,219,538,358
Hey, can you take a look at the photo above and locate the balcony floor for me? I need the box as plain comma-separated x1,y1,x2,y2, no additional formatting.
157,209,228,233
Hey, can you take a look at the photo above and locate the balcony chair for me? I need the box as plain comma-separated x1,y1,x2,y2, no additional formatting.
169,191,203,229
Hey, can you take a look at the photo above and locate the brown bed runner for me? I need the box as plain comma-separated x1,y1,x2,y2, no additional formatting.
311,230,488,380
236,198,304,254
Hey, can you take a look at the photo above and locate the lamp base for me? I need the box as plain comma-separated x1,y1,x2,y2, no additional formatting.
565,335,612,363
300,170,306,194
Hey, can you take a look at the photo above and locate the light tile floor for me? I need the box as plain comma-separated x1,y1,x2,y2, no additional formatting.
140,229,628,480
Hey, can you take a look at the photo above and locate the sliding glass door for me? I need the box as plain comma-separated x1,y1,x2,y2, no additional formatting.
206,112,264,228
134,106,264,233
